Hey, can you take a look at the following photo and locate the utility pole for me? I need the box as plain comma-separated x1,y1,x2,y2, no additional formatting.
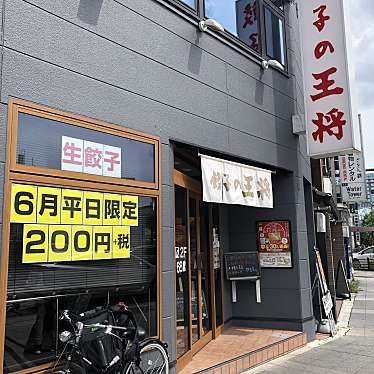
358,114,371,246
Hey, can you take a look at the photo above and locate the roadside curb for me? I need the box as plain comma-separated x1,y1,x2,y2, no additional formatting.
336,293,356,331
246,295,357,373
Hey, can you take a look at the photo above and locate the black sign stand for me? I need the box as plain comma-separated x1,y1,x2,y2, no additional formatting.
224,252,261,304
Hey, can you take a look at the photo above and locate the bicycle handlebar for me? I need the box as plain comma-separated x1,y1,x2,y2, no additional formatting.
84,323,134,332
59,310,136,337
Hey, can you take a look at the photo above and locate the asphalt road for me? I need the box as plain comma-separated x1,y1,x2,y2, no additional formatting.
247,271,374,374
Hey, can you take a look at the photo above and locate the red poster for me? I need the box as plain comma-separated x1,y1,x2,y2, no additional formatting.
257,221,292,268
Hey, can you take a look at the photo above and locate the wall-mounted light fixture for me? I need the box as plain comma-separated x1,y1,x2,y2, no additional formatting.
199,18,224,33
261,59,285,71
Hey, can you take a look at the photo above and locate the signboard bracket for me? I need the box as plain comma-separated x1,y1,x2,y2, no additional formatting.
232,281,237,303
255,278,261,303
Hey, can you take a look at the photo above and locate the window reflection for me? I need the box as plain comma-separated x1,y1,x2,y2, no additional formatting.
265,7,285,65
180,0,196,9
205,0,260,52
4,299,58,373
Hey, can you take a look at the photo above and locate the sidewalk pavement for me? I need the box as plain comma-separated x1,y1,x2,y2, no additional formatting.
246,270,374,374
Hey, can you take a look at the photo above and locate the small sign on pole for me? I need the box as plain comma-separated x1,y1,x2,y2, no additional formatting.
339,153,367,202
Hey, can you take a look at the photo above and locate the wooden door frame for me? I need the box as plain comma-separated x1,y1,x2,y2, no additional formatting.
189,192,213,356
173,169,223,371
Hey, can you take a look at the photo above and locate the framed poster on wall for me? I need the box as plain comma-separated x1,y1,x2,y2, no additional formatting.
256,220,293,268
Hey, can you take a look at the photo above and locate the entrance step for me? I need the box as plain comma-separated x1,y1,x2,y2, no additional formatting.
180,328,307,374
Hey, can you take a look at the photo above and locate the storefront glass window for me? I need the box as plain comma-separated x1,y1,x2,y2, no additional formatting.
4,189,158,373
264,6,285,65
205,0,260,52
4,288,110,373
16,113,155,183
5,299,58,373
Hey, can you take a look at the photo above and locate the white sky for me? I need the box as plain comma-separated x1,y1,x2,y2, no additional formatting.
349,1,374,169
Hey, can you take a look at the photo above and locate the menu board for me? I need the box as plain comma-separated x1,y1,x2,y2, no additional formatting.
257,220,292,268
224,252,260,280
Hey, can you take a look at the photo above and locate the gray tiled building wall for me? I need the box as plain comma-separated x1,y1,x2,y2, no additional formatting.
0,0,315,367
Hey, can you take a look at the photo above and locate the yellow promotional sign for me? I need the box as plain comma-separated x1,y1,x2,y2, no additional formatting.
23,224,49,263
49,225,72,262
37,186,61,224
122,195,138,226
93,226,112,260
72,226,93,261
11,184,138,263
103,193,121,226
83,191,103,225
11,184,37,223
61,189,83,225
112,226,130,259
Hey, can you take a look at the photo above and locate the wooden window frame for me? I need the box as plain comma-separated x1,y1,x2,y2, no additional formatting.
8,98,160,191
0,98,162,374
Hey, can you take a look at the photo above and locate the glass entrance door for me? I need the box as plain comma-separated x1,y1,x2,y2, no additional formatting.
174,180,214,368
190,194,212,349
175,186,190,358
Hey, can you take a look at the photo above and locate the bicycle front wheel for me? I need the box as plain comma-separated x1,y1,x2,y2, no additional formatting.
123,341,169,374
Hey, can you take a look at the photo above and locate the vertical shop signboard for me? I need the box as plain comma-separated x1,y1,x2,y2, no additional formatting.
256,220,292,268
299,0,360,157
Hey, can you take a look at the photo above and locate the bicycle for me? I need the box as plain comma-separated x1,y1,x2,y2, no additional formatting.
51,304,168,374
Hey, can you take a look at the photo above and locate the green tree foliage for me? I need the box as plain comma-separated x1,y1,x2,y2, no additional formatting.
361,210,374,247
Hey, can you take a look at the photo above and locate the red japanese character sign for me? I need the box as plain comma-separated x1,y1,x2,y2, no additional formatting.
312,108,346,143
84,141,103,175
236,0,259,52
62,136,84,173
61,136,122,178
103,144,121,178
299,0,359,157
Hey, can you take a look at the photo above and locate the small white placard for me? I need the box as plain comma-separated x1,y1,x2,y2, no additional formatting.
322,291,333,315
103,145,122,178
259,252,292,268
83,140,103,176
61,136,84,173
